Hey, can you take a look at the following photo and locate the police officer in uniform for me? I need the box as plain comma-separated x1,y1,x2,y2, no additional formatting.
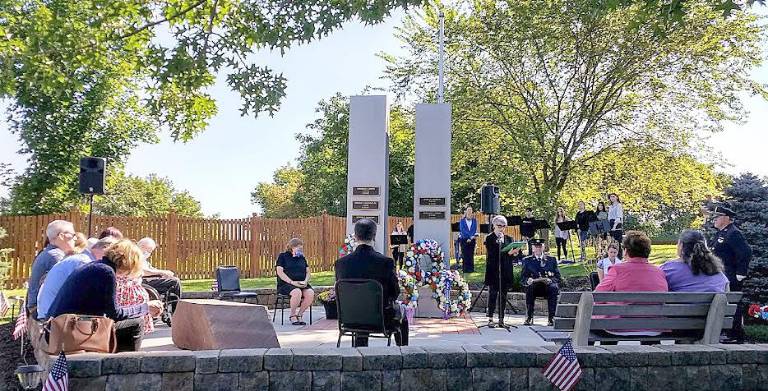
710,205,753,344
521,239,561,326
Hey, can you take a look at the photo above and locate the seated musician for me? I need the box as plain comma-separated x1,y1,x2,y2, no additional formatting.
521,239,561,326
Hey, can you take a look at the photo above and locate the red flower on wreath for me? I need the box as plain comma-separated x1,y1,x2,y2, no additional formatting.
748,304,761,318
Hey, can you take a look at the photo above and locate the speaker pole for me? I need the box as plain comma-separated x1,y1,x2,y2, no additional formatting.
88,193,94,237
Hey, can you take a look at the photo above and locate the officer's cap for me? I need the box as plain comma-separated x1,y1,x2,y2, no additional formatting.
710,206,736,218
529,238,546,246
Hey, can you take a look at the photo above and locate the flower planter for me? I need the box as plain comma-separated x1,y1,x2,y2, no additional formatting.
322,301,338,319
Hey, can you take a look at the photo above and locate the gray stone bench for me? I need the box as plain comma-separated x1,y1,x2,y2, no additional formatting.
57,344,768,390
536,291,742,346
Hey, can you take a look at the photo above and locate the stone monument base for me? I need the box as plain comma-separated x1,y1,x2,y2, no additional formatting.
172,299,280,350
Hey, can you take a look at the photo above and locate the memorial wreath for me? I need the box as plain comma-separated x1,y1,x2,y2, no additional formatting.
402,239,471,316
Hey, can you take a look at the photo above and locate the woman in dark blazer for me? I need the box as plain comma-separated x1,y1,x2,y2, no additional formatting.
483,216,523,327
459,205,479,273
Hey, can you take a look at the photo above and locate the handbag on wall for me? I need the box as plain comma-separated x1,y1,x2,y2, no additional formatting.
45,314,117,354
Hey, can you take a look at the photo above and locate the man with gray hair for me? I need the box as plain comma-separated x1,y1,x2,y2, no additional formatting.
334,219,408,346
139,237,182,313
36,236,117,319
26,220,76,315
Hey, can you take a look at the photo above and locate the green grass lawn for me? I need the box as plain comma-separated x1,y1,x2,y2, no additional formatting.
180,244,680,292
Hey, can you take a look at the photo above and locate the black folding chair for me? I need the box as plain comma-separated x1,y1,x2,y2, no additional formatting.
335,279,401,347
215,266,259,302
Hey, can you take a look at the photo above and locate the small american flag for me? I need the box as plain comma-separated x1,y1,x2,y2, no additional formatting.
12,305,27,340
211,280,218,292
0,291,9,317
43,352,68,391
542,339,582,391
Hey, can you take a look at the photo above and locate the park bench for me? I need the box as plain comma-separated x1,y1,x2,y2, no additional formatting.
534,291,742,346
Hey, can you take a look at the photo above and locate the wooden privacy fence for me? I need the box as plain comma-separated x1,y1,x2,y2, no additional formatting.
0,210,518,288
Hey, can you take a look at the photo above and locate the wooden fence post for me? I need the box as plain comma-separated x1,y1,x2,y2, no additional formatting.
166,212,178,273
321,212,329,269
250,214,261,278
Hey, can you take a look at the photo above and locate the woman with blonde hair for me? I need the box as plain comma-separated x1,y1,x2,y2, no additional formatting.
48,239,163,352
276,238,315,325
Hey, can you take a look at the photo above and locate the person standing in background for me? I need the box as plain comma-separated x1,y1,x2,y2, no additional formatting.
459,206,479,273
575,202,596,262
390,221,408,269
607,193,625,258
553,207,570,261
710,206,752,344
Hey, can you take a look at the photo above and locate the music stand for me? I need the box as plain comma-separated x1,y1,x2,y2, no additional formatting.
556,221,578,262
390,234,408,246
479,224,492,234
450,222,460,232
520,219,535,239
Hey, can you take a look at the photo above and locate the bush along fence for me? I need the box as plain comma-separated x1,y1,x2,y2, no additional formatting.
0,210,517,288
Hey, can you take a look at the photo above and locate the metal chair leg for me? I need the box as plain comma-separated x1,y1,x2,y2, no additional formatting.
272,294,278,323
337,333,342,348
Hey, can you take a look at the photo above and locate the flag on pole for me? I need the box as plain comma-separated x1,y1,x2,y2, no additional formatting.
0,291,9,317
211,280,218,292
12,305,27,340
43,351,68,391
542,339,582,391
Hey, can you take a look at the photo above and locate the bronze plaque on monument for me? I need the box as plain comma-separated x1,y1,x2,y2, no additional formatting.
352,187,380,196
419,211,446,220
352,200,379,210
352,215,379,224
419,197,446,206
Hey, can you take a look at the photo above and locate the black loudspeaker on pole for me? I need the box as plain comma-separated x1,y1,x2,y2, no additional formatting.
79,157,107,237
480,184,500,215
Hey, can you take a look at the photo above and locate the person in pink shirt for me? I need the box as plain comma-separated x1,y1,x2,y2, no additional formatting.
594,231,668,341
595,231,668,293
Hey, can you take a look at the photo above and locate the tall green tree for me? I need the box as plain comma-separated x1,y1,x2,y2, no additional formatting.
383,0,767,218
250,165,305,219
0,0,422,214
91,172,203,217
252,93,416,217
560,143,725,238
720,174,768,307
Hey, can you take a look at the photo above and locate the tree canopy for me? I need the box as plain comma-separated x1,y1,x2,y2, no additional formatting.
382,0,766,218
90,172,203,217
252,93,416,217
0,0,421,214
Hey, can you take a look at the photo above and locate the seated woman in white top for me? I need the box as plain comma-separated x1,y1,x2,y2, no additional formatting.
596,243,622,281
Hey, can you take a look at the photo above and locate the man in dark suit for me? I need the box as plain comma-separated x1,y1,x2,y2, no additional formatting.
521,239,561,326
711,205,753,344
335,219,408,346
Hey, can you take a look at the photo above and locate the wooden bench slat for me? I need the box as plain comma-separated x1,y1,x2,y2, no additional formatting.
558,292,742,304
555,303,738,318
554,317,733,330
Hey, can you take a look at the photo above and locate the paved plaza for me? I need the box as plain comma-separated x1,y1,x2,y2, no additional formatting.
141,307,557,351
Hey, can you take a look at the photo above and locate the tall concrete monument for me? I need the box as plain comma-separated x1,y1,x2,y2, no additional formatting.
413,103,452,318
413,103,452,262
346,95,389,254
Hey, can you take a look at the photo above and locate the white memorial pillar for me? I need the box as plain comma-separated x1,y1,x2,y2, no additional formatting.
414,103,451,318
414,103,452,263
346,95,389,254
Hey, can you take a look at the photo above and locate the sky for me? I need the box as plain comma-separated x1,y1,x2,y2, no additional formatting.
1,9,767,218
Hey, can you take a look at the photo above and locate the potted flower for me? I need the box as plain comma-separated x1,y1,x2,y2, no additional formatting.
318,289,337,320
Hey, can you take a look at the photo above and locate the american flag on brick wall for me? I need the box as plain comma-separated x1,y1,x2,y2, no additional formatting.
542,339,582,391
43,352,68,391
12,304,27,340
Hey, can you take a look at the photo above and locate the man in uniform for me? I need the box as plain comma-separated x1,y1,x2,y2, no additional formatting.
521,239,561,326
711,205,753,344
